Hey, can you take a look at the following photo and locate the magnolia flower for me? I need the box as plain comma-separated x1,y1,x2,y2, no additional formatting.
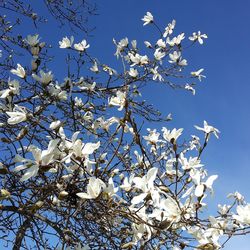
103,177,119,197
128,68,139,78
131,167,158,204
143,128,160,144
185,84,195,95
25,34,40,46
74,39,90,51
129,53,149,66
163,20,176,37
6,106,27,125
90,61,99,73
194,174,218,197
162,127,183,143
103,65,117,75
59,36,74,48
228,191,245,203
32,70,53,85
78,81,96,92
166,33,185,46
233,204,250,224
113,37,129,57
10,64,26,78
151,66,163,81
77,177,106,199
0,79,20,98
13,139,59,181
49,120,61,130
131,40,137,49
169,51,187,66
195,121,220,139
154,48,165,61
48,84,67,100
156,39,166,48
144,41,152,48
191,68,206,81
109,91,126,111
120,174,135,191
142,12,153,26
179,153,203,170
189,31,208,44
169,51,181,63
152,196,182,225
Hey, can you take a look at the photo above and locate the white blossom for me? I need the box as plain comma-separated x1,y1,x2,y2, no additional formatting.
10,64,26,78
74,39,90,51
59,36,74,48
25,34,40,46
109,91,126,111
141,12,153,26
189,31,208,44
163,20,176,37
6,106,27,125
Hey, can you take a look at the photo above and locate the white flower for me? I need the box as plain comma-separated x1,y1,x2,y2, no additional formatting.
78,81,96,92
144,41,152,48
185,84,195,95
154,48,165,61
156,39,166,48
0,79,20,98
50,120,61,130
179,153,203,170
6,106,27,125
189,31,208,44
166,33,185,46
104,177,119,197
150,66,163,81
131,167,158,204
163,20,176,38
103,65,117,75
10,64,26,78
227,191,245,203
32,70,53,85
128,68,138,78
120,174,135,191
129,53,149,66
25,34,40,46
142,12,153,26
82,141,100,155
77,177,106,199
90,61,99,73
195,121,220,139
109,91,126,111
162,127,183,143
13,139,59,181
131,40,137,49
169,51,187,66
74,39,90,51
191,68,206,81
59,36,74,48
143,128,160,144
233,204,250,224
113,37,129,57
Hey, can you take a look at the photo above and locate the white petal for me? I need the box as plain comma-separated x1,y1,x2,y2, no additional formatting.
195,184,204,197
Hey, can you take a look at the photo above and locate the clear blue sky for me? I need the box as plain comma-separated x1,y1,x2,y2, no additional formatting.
24,0,250,248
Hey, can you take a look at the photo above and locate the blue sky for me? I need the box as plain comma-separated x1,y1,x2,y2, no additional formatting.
12,0,250,248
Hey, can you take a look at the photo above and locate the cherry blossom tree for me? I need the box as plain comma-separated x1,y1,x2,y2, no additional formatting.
1,7,250,250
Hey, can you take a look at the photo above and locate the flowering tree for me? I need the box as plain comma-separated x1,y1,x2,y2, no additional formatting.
0,8,250,250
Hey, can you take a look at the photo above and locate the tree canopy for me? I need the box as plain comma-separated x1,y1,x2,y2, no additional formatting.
0,3,250,250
